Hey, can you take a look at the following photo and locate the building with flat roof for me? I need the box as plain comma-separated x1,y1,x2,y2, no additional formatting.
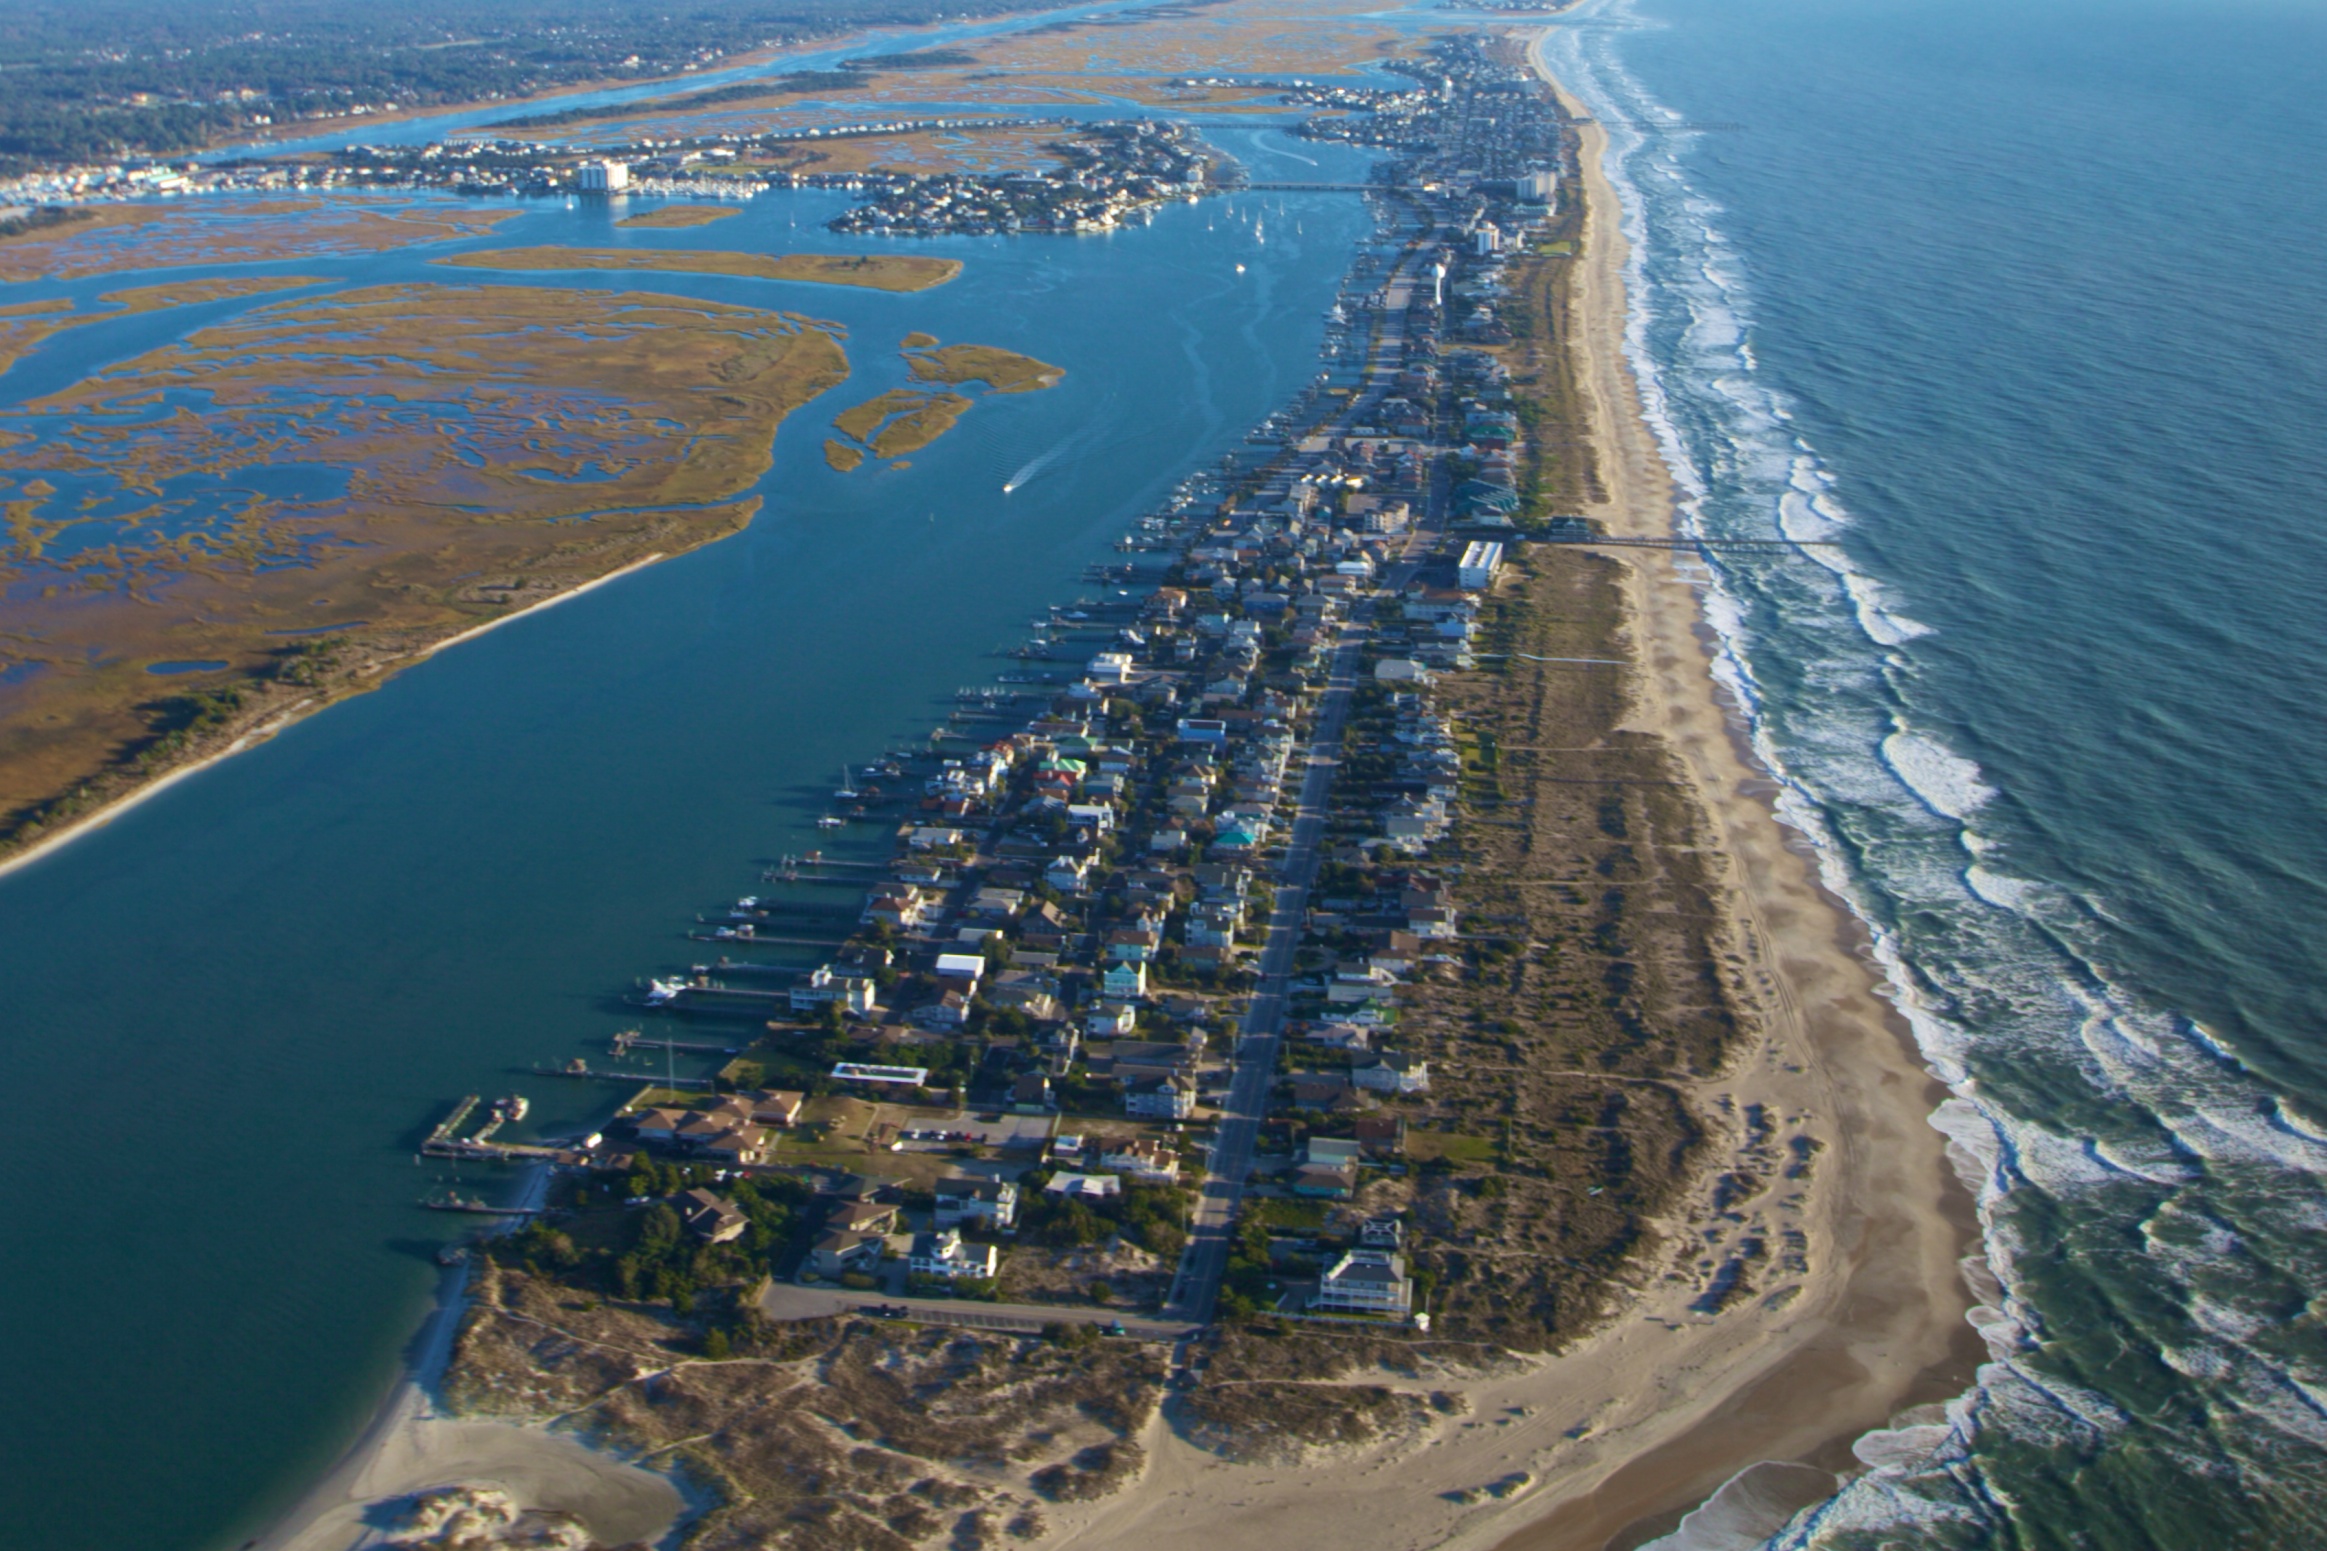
1457,540,1505,590
831,1062,929,1087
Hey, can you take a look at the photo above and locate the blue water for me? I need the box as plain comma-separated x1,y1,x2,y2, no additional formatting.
0,133,1381,1549
1547,0,2327,1542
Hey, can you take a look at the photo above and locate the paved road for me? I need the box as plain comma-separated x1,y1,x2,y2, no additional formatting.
1159,218,1443,1324
762,1279,1188,1342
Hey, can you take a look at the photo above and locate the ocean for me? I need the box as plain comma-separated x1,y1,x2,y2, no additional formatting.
1542,0,2327,1542
0,131,1379,1549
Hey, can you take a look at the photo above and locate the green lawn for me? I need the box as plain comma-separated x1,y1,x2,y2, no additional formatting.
1408,1131,1497,1166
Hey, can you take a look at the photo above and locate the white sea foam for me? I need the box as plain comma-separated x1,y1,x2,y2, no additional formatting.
1963,863,2038,911
1844,573,1935,643
1545,7,2327,1539
1880,731,1996,820
1637,1463,1836,1551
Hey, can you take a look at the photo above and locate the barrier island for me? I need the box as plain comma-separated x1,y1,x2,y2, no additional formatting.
435,246,961,291
0,282,850,860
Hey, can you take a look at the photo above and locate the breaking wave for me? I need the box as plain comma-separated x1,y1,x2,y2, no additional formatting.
1543,3,2327,1543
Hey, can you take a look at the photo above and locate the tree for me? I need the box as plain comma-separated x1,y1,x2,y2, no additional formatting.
639,1203,683,1257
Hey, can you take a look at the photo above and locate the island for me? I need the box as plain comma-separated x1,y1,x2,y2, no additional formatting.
0,197,522,283
0,278,326,375
318,30,1965,1551
614,204,745,229
821,340,1062,470
433,246,962,291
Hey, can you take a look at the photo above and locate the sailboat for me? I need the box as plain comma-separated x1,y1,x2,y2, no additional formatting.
835,766,861,800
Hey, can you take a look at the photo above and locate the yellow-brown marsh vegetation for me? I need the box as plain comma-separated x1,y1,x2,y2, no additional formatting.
0,198,520,283
436,245,961,291
0,282,849,855
613,203,743,229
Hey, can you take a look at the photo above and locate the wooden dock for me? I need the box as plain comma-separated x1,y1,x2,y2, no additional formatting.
536,1061,711,1089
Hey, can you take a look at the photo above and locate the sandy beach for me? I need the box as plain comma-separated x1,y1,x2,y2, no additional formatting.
1022,41,1980,1551
256,1403,686,1551
254,1172,690,1551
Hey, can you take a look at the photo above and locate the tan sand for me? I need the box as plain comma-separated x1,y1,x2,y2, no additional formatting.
1026,40,1978,1551
258,1398,686,1551
258,1175,688,1551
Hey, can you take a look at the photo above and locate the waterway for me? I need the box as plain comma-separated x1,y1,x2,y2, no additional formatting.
0,132,1380,1550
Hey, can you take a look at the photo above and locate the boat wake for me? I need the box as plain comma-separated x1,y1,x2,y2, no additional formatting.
1002,440,1072,494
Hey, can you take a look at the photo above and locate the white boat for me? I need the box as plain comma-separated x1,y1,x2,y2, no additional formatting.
817,815,847,829
835,766,861,800
644,977,687,1005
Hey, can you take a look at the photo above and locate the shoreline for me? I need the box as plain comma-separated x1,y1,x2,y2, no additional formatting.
248,1169,693,1551
1022,40,1979,1551
0,549,672,888
1480,46,1983,1548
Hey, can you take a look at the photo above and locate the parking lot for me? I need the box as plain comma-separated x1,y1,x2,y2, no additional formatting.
883,1108,1055,1152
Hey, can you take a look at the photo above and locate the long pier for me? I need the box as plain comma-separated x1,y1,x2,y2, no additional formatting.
419,1194,542,1216
536,1061,711,1089
689,932,851,948
611,1028,738,1056
1539,533,1841,554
